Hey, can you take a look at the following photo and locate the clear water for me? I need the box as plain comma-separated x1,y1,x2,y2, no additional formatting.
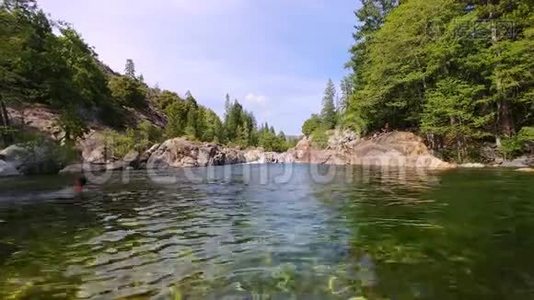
0,165,534,299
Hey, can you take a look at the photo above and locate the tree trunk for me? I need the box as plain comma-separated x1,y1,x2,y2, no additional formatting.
497,99,514,137
0,97,13,146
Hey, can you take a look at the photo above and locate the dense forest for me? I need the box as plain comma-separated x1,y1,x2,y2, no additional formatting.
303,0,534,162
0,0,293,154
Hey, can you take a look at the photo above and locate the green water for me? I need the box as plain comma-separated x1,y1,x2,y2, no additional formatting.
0,165,533,299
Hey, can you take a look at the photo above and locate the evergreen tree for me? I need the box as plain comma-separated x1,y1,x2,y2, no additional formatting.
338,0,534,160
125,59,136,78
339,76,354,113
321,79,337,129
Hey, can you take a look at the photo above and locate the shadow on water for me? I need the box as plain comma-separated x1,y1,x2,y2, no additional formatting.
0,166,534,299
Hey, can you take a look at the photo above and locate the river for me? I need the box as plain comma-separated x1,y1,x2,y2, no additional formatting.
0,164,533,299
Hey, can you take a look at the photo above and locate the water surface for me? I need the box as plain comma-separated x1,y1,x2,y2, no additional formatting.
0,165,533,299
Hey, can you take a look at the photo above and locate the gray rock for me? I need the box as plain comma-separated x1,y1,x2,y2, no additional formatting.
198,145,219,167
147,138,247,168
0,143,66,175
123,150,140,169
0,145,30,169
501,156,532,168
79,132,110,164
223,148,246,165
0,160,20,177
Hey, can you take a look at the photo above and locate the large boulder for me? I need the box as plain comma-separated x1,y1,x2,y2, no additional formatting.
244,149,263,163
198,144,222,166
291,131,453,169
138,143,160,168
0,143,69,175
328,129,360,151
122,150,140,169
222,148,246,165
501,156,533,168
0,160,20,177
79,132,109,164
148,138,197,168
147,138,245,168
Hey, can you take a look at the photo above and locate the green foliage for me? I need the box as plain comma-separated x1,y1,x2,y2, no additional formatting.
155,90,182,110
341,0,534,160
0,2,290,156
257,123,291,152
500,127,534,159
56,109,89,144
108,75,147,108
0,2,131,136
321,79,338,130
421,78,490,161
302,78,343,138
302,114,322,137
223,98,258,147
163,91,227,144
311,126,329,150
103,121,163,158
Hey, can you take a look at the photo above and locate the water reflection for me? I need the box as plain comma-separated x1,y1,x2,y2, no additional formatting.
0,166,533,299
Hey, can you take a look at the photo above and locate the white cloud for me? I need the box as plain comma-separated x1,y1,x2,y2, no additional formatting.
245,93,269,106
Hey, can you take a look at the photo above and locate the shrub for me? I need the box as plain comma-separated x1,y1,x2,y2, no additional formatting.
108,76,147,108
500,127,534,159
103,121,164,158
311,127,329,149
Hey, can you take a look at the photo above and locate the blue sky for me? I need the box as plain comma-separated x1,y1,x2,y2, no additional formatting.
38,0,358,135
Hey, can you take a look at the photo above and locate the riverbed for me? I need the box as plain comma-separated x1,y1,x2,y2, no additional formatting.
0,165,533,299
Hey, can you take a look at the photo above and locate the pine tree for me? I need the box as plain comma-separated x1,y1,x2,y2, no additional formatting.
339,76,354,113
321,79,337,129
125,59,136,78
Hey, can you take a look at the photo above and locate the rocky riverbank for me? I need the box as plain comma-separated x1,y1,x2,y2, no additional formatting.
4,130,534,177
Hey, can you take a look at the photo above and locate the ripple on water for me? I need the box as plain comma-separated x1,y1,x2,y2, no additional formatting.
2,167,534,299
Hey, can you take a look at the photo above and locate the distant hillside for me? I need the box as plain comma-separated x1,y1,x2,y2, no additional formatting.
1,0,292,153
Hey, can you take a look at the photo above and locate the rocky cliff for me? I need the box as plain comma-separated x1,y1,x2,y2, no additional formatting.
289,131,453,169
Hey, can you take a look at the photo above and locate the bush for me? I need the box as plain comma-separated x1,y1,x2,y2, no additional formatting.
500,127,534,159
103,121,164,158
98,101,127,129
108,76,147,108
311,127,329,149
302,114,322,137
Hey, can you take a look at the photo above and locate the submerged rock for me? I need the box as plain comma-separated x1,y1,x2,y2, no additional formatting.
516,168,534,173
